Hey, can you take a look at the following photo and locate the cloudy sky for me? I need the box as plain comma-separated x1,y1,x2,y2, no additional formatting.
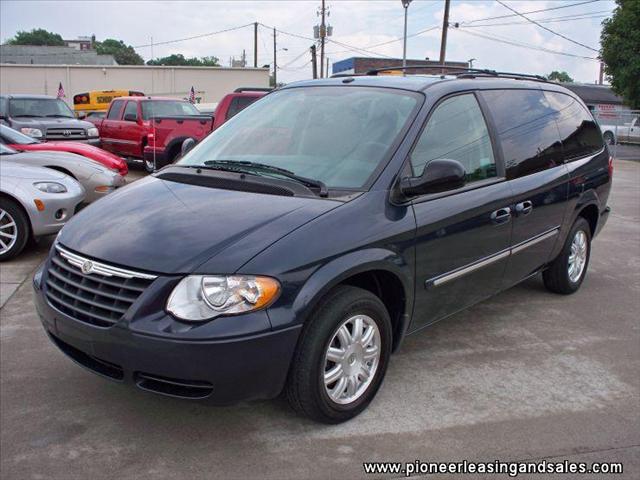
1,0,615,84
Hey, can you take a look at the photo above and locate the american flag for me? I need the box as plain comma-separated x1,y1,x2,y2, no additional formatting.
57,82,65,99
188,86,195,104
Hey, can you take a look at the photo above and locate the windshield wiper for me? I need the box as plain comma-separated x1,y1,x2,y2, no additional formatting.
203,160,328,197
45,114,73,118
12,114,40,118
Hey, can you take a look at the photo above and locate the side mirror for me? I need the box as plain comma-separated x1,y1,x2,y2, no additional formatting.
400,159,466,197
124,113,138,122
181,138,196,157
77,112,87,120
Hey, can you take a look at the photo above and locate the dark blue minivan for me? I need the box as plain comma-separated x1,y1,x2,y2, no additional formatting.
33,71,612,423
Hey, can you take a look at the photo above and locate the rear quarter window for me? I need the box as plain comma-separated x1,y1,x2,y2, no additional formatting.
544,91,604,161
481,89,562,179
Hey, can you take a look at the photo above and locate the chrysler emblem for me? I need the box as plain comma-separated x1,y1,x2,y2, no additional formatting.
81,260,94,275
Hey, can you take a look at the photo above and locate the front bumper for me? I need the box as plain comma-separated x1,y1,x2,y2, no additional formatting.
29,184,85,237
32,263,301,404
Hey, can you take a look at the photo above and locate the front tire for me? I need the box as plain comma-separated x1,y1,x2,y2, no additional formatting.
543,217,591,294
286,286,392,424
144,157,156,174
0,199,30,261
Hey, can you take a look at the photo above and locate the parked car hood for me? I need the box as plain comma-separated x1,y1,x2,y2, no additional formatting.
57,176,342,274
0,160,67,180
9,117,93,130
9,150,105,172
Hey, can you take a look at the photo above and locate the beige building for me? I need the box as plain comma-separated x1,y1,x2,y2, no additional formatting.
0,64,270,105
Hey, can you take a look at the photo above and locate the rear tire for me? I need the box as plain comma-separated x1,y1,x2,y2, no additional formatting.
603,131,615,145
543,217,591,294
286,285,392,424
0,199,30,261
144,157,156,174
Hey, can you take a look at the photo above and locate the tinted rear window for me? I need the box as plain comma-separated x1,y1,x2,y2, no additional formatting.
227,96,259,120
482,89,562,179
544,91,603,161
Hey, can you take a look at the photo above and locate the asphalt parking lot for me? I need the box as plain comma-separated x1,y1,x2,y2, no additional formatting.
1,159,639,480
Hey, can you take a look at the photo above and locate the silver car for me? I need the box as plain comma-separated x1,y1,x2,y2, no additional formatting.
0,159,85,260
0,143,125,203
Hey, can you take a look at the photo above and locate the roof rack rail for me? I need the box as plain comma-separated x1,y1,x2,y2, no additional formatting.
362,65,549,83
233,87,273,93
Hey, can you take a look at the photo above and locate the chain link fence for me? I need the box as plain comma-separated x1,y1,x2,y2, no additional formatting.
592,108,640,160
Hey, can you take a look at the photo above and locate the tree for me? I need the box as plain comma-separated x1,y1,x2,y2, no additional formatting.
146,54,219,67
95,39,144,65
6,28,65,46
547,71,574,83
601,0,640,108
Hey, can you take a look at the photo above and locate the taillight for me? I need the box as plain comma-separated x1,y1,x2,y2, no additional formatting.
608,155,614,178
73,93,89,105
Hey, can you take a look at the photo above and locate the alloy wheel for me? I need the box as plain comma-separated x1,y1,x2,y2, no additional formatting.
0,208,18,256
568,229,588,283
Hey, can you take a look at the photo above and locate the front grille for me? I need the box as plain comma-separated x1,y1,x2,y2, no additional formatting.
45,245,156,327
46,128,87,140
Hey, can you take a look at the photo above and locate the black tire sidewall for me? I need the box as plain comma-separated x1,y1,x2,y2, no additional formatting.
0,199,29,261
293,286,392,423
316,298,391,416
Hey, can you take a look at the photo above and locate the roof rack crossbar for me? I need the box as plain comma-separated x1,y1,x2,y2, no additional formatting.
359,65,549,83
233,87,273,93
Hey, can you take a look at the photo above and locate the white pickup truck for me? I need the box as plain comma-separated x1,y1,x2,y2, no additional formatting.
600,116,640,145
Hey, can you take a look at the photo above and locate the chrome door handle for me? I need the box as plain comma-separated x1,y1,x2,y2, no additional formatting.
516,201,533,216
491,207,511,224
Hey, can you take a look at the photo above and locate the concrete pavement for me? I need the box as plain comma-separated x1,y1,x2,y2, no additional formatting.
1,161,638,479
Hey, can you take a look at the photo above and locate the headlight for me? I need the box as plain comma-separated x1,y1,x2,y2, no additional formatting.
167,275,280,322
20,128,43,138
87,127,99,138
33,182,67,193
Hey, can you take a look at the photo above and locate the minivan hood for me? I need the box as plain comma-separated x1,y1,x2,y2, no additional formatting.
57,176,341,274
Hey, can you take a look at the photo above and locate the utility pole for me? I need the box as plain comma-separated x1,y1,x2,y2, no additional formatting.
311,44,318,79
320,0,326,78
439,0,451,74
253,22,258,68
273,27,277,86
598,60,604,85
402,0,412,73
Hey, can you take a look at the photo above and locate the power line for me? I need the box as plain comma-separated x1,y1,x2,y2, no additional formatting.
132,23,253,48
465,12,610,28
494,0,599,52
453,27,599,61
461,0,601,25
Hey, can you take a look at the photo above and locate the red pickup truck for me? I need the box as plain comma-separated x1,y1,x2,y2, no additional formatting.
92,96,211,173
95,90,269,173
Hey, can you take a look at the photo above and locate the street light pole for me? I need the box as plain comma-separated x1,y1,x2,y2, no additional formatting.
402,0,412,74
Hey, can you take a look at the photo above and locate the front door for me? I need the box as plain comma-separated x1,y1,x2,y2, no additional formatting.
120,101,144,157
100,99,125,155
409,93,512,332
481,89,569,288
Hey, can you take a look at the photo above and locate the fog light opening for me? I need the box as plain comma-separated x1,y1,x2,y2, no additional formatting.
54,209,67,221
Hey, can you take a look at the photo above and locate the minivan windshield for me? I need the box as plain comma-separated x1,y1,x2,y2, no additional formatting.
178,86,421,189
9,98,74,118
